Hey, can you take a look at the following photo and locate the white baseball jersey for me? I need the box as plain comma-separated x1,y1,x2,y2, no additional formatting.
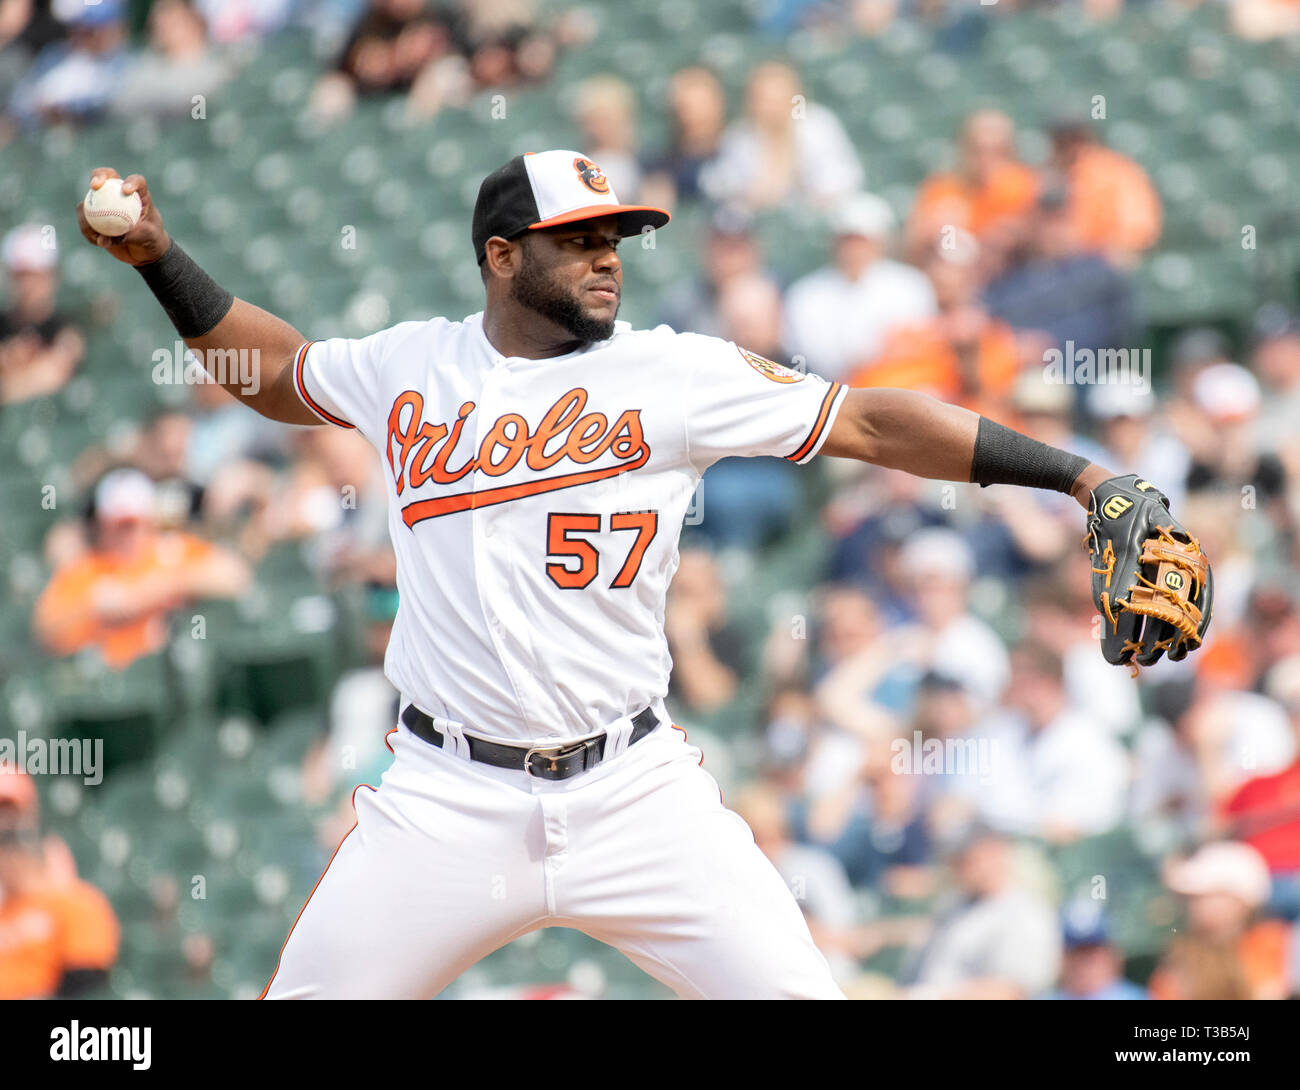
291,313,847,743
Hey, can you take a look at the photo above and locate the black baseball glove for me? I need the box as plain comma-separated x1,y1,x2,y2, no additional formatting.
1084,474,1213,669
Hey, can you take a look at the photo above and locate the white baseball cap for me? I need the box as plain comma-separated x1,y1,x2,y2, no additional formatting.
94,468,157,523
2,224,58,272
1089,382,1154,420
1012,368,1071,415
1166,841,1272,908
472,149,670,264
1193,362,1260,422
899,528,975,582
829,193,896,240
1264,654,1300,711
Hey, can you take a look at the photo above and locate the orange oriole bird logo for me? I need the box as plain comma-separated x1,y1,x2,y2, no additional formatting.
740,347,803,383
573,158,610,194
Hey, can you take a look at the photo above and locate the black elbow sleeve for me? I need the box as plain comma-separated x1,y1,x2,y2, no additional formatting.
969,416,1090,494
136,241,235,339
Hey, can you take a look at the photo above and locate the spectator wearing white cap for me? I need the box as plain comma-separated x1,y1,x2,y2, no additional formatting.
1182,362,1294,563
0,223,83,406
1185,361,1285,493
782,193,937,382
1166,841,1272,918
1159,840,1295,999
33,468,251,670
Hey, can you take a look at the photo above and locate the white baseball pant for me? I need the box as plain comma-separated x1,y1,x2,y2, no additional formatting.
261,702,844,1000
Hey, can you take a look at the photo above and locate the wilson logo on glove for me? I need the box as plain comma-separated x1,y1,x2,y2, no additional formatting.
1085,474,1213,672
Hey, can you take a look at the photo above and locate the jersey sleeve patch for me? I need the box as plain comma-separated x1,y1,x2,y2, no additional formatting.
739,345,805,383
294,341,356,429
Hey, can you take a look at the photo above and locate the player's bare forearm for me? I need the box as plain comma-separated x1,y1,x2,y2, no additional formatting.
185,299,316,424
76,166,319,426
820,387,979,479
820,387,1111,509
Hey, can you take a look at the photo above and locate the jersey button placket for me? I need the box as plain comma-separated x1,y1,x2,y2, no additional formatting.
473,366,528,726
473,373,500,640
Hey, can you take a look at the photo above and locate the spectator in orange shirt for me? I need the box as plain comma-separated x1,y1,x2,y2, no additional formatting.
1147,936,1251,1001
0,771,120,999
848,243,1021,418
1046,119,1162,267
906,110,1039,264
33,468,251,670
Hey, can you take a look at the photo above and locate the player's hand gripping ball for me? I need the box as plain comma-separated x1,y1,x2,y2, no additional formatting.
81,177,143,237
1085,474,1212,669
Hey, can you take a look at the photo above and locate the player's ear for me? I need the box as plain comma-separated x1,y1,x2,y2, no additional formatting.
483,236,519,282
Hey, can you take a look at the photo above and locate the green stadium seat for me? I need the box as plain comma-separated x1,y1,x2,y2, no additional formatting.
40,653,179,776
264,707,329,766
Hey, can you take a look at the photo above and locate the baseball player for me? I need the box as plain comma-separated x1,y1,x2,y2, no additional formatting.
76,150,1212,1000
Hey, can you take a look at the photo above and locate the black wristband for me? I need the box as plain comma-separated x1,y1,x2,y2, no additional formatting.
135,240,235,339
969,416,1090,494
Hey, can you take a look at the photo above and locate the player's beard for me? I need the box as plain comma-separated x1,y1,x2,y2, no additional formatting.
511,246,617,344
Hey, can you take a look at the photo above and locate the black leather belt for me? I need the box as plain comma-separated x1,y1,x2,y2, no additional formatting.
400,704,660,781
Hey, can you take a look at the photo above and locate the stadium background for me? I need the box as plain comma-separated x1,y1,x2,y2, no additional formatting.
1,0,1299,1000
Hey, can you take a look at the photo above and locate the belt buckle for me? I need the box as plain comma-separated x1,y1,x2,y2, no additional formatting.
524,737,599,780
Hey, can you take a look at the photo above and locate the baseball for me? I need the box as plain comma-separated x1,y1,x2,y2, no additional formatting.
82,178,142,237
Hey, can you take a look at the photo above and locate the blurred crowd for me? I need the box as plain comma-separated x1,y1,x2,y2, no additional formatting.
4,0,1300,999
0,0,583,136
1,0,1297,141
